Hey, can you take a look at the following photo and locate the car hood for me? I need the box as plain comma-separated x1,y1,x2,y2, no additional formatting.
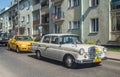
61,44,104,52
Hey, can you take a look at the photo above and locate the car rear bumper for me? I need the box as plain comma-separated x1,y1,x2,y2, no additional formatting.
19,46,30,52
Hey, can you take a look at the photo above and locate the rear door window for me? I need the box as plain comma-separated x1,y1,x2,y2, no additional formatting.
51,36,59,44
43,36,50,43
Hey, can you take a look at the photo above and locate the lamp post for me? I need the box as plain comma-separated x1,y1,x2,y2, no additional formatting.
38,25,43,36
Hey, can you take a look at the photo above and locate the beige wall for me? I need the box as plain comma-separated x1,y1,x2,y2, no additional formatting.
82,0,110,44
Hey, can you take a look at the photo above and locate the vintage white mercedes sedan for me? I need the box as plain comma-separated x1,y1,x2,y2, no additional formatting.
30,34,107,68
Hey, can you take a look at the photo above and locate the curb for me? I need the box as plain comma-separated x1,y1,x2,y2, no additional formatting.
107,57,120,61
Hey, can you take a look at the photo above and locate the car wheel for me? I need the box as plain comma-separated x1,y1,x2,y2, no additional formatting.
36,51,41,59
64,55,77,68
5,43,7,46
16,47,20,53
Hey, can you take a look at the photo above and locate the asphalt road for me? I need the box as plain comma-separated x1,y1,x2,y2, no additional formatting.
0,46,120,77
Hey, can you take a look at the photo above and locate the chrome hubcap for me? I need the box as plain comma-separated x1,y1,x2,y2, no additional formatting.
66,57,72,67
37,52,40,58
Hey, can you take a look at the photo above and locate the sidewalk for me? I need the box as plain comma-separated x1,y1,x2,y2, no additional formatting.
106,51,120,61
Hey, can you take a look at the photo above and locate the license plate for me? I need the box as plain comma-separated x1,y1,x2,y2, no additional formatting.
93,58,101,63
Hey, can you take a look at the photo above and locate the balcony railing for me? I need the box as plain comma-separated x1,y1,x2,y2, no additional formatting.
110,31,120,42
33,3,40,11
41,0,49,8
33,19,40,25
52,11,64,22
52,0,63,4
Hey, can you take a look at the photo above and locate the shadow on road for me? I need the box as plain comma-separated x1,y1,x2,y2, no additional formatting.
7,48,33,54
28,55,63,66
28,54,101,69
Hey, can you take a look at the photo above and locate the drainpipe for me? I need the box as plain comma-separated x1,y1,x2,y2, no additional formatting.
49,0,54,33
80,0,84,43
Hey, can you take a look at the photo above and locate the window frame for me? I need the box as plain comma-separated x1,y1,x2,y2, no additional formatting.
68,21,80,30
89,0,99,7
51,36,59,44
68,0,79,8
90,18,99,33
42,36,51,43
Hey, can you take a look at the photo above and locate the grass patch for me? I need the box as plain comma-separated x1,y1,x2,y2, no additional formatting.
107,47,120,52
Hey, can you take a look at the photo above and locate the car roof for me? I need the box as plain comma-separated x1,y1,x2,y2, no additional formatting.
44,34,79,37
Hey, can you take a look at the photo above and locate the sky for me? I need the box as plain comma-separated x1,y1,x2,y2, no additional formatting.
0,0,13,10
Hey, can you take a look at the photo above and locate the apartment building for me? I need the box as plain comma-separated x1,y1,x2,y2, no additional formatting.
19,0,33,36
0,7,11,33
50,0,112,45
32,0,41,36
50,0,80,34
111,0,120,44
81,0,111,45
7,0,33,36
0,0,119,45
40,0,49,35
49,0,120,45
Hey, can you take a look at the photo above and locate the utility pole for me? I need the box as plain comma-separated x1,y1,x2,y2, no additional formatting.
17,0,20,35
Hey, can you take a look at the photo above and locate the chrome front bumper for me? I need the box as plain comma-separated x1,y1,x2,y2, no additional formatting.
75,57,107,64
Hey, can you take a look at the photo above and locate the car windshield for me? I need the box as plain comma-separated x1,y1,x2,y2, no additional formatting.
60,35,82,44
15,36,32,41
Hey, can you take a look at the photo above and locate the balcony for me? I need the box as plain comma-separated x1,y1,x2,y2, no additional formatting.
52,11,64,23
111,1,120,10
33,10,40,25
52,0,63,5
41,14,49,25
41,7,49,15
33,3,40,11
111,31,120,40
41,0,49,8
33,19,40,25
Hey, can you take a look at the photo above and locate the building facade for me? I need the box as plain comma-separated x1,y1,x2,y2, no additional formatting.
81,0,111,45
19,0,33,36
111,0,120,44
50,0,112,45
0,7,11,33
0,0,119,45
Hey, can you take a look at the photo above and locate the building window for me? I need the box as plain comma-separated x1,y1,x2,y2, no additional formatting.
89,0,99,7
90,18,99,33
33,10,40,21
27,15,30,23
69,21,80,29
55,6,61,19
68,0,79,8
74,0,79,6
21,16,25,22
112,15,120,31
21,3,25,10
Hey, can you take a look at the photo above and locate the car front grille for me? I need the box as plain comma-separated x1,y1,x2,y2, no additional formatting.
88,47,96,59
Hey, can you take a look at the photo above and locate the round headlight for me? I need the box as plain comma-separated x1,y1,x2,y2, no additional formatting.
79,48,85,55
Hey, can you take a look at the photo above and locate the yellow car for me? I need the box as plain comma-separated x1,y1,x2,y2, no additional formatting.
8,35,34,53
